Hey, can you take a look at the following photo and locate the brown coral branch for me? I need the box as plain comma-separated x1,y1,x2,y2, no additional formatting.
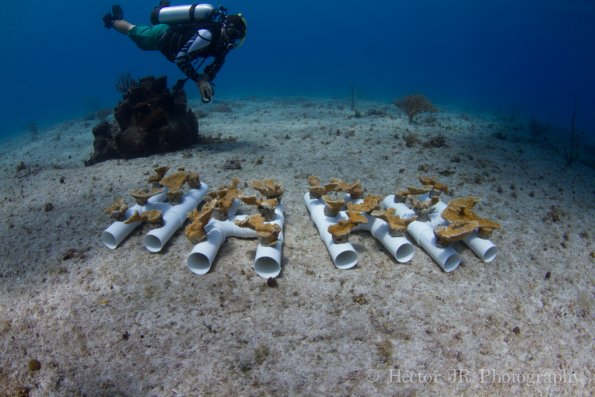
235,214,281,246
441,196,501,238
327,210,368,243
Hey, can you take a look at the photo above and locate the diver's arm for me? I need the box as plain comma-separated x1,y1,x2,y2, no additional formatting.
175,54,203,82
203,51,228,81
174,29,212,82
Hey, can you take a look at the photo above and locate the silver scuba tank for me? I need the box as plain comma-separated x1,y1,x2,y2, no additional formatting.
153,4,216,25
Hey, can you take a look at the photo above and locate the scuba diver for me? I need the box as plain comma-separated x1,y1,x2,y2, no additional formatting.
102,2,247,103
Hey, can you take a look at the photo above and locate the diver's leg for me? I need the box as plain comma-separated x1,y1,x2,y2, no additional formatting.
113,20,136,35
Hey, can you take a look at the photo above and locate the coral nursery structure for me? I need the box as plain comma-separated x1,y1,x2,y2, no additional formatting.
306,176,501,272
103,170,499,276
382,176,501,271
102,166,208,252
101,170,286,278
304,177,416,269
186,178,285,278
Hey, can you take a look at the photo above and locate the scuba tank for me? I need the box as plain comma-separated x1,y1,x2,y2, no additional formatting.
151,4,216,25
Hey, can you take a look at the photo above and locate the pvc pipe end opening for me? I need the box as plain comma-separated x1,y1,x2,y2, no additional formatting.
483,246,497,263
101,231,118,250
144,234,164,253
187,253,212,275
395,243,415,263
254,257,281,279
442,254,462,272
335,251,358,270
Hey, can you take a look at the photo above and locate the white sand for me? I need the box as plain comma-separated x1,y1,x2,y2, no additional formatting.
0,97,593,396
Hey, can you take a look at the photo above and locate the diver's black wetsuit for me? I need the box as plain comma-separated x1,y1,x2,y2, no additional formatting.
159,23,230,82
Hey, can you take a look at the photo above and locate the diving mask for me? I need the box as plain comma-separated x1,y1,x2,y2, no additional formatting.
223,13,247,48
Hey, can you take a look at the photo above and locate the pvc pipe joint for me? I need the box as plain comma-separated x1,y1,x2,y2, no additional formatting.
304,192,358,269
102,190,169,249
352,214,415,263
407,220,461,272
254,206,285,278
187,216,257,275
430,200,498,263
187,202,285,278
144,183,209,252
382,195,461,272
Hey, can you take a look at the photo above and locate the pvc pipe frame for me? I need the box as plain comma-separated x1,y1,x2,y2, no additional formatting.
382,195,461,272
101,183,209,251
102,189,168,249
187,200,285,279
303,193,415,270
303,193,357,269
429,201,498,263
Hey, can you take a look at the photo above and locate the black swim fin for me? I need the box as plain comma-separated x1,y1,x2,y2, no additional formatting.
103,5,123,29
103,12,115,28
112,5,124,20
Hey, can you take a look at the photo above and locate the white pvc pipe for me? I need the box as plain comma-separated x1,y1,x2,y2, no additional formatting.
187,215,257,275
187,199,286,277
428,200,448,227
381,195,417,219
101,190,169,249
303,192,358,269
344,196,415,263
407,221,461,272
382,195,461,272
144,182,209,252
352,214,415,263
463,232,497,263
429,200,497,263
253,205,284,278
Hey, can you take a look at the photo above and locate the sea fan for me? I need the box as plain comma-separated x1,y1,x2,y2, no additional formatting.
115,72,138,94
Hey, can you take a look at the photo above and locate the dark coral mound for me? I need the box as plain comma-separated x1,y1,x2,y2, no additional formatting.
85,76,199,166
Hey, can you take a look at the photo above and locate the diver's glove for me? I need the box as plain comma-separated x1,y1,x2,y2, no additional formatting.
197,79,214,103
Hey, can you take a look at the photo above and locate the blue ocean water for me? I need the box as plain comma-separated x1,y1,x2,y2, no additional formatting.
1,0,594,140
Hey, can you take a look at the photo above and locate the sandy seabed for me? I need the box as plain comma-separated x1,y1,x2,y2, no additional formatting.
0,97,593,396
